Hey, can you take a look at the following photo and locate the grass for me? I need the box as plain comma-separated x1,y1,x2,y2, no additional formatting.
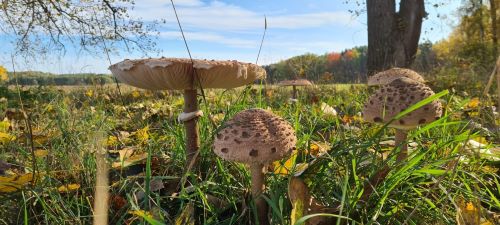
0,83,498,224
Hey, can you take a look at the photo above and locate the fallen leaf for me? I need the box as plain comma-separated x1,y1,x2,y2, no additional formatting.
34,149,48,158
320,102,337,117
466,98,480,109
85,89,94,97
107,136,119,147
0,173,34,193
456,197,480,225
272,151,297,175
309,142,330,158
131,90,141,98
134,126,150,144
57,183,80,193
112,151,147,169
0,119,10,132
0,132,15,144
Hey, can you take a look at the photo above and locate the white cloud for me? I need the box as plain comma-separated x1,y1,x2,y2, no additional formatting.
131,0,360,31
160,31,258,48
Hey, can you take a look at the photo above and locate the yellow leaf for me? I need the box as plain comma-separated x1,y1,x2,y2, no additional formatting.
57,183,80,193
0,66,7,81
0,174,14,182
33,134,50,147
107,136,119,147
466,98,480,109
0,173,34,193
0,119,10,132
85,89,94,97
34,149,48,158
15,173,34,185
112,152,147,169
465,202,475,211
0,132,15,144
134,126,149,144
309,142,331,158
129,209,152,217
456,197,480,225
273,151,297,175
175,203,195,225
289,177,307,225
290,196,304,225
309,143,320,156
131,90,141,98
473,136,488,145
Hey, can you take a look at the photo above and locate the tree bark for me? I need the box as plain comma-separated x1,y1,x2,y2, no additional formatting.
367,0,426,76
496,57,500,114
490,0,498,56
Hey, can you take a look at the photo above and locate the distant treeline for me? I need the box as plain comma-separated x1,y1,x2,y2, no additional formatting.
7,71,115,86
263,46,368,84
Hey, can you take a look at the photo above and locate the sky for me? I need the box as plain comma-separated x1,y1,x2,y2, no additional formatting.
0,0,462,74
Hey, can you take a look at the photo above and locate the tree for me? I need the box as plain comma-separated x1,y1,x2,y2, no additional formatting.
489,0,498,56
366,0,426,75
0,0,161,56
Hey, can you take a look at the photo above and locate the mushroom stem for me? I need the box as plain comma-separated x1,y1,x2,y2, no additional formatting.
250,164,269,225
360,130,408,203
292,85,297,99
183,89,200,168
395,130,408,162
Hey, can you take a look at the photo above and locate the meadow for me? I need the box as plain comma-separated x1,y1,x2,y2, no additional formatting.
0,83,498,224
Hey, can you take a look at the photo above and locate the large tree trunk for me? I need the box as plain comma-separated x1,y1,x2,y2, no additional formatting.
490,0,498,56
367,0,426,76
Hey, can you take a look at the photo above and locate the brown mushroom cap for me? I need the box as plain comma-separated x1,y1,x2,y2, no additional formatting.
213,108,296,164
368,68,425,86
278,79,313,86
108,58,266,90
363,77,442,130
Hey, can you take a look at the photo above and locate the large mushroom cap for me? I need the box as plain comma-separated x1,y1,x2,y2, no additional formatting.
108,58,266,90
213,108,296,164
363,77,442,130
368,68,425,86
278,79,313,86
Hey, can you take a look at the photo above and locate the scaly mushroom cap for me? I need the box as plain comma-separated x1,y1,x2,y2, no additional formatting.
278,79,313,86
213,108,296,165
109,58,266,90
368,68,425,86
363,77,442,130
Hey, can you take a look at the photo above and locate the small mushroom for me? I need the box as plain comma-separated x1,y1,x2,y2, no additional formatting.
278,79,313,100
213,108,296,225
109,58,266,168
368,67,425,86
363,77,442,161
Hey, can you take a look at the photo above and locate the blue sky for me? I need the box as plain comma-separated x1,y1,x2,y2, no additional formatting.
0,0,461,74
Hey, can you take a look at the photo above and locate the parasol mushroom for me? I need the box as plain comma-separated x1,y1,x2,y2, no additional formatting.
368,67,425,86
360,77,442,202
213,108,296,225
277,79,313,101
109,58,266,167
363,77,442,161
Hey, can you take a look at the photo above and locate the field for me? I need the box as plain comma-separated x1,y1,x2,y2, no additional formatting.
0,83,499,224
